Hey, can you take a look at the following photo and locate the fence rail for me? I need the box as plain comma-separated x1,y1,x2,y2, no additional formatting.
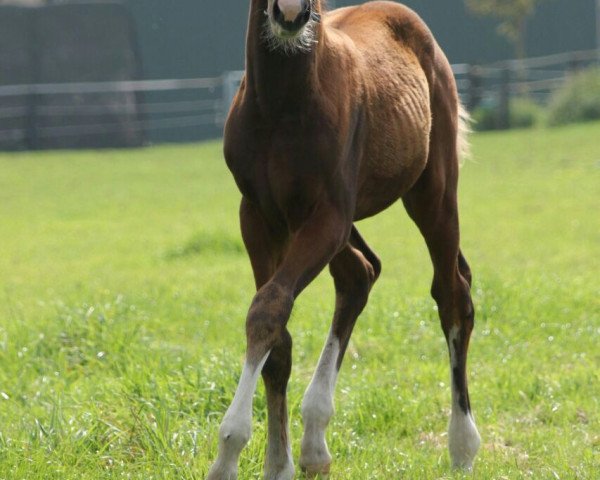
0,78,222,97
0,75,227,149
1,49,598,150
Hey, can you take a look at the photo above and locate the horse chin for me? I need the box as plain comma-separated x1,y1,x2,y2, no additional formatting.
275,26,303,40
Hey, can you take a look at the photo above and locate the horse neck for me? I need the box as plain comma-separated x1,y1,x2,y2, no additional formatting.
245,0,325,115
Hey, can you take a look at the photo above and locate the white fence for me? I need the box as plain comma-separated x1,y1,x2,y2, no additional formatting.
1,49,598,149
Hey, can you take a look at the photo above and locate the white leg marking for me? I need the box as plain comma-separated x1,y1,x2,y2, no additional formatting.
207,351,271,480
447,326,481,470
300,331,340,473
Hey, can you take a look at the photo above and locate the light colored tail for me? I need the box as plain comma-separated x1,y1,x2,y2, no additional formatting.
457,102,472,165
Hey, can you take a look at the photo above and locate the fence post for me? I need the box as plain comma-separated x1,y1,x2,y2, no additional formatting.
497,67,511,130
467,65,482,111
25,91,39,150
568,52,582,74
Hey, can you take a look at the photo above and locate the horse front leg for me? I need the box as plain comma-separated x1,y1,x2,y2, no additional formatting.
207,262,291,479
300,227,380,477
207,202,348,480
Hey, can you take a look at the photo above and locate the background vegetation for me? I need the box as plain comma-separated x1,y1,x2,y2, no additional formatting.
472,67,600,131
546,68,600,126
0,122,598,478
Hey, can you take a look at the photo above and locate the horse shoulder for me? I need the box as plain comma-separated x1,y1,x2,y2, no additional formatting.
223,84,270,203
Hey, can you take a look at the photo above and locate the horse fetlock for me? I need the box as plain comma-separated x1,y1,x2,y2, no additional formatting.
264,457,295,480
448,411,481,470
264,437,295,480
300,441,331,465
300,421,332,477
207,458,238,480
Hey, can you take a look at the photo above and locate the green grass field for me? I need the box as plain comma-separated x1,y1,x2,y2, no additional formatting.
0,123,599,479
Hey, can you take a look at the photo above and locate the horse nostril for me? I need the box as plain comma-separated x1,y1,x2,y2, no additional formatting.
302,5,311,23
273,1,284,25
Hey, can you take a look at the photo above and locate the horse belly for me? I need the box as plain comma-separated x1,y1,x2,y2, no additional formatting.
355,80,431,219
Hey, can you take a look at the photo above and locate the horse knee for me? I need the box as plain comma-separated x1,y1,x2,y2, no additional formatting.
431,273,474,334
458,251,472,287
360,254,380,295
364,255,380,288
363,250,382,284
349,226,381,281
246,282,294,354
332,250,377,298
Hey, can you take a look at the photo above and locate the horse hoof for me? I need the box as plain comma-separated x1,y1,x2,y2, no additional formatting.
300,463,331,478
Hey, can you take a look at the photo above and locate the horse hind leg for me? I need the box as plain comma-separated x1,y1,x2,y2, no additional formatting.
300,227,380,477
403,118,481,469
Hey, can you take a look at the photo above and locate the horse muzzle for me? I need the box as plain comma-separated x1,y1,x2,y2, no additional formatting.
273,0,312,34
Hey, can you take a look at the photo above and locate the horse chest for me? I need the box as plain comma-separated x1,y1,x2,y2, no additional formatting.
226,127,337,230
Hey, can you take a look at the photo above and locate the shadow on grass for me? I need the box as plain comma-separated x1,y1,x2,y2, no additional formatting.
164,232,245,260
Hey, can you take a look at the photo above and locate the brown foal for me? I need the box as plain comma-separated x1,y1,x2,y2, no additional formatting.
207,1,481,478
